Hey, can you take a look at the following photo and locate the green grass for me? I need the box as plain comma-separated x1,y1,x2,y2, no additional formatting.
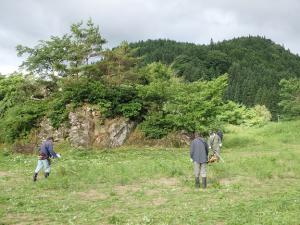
1,121,300,224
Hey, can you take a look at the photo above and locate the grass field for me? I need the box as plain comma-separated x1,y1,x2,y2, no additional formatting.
1,121,300,225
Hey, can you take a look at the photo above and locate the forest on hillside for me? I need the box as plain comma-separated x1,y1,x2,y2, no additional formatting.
130,37,300,116
0,20,299,143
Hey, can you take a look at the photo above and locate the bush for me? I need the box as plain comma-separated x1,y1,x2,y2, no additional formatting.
219,102,271,127
118,101,142,119
47,78,143,127
0,101,46,142
139,112,174,139
47,98,72,128
217,101,249,125
278,78,300,119
138,66,229,137
244,105,272,126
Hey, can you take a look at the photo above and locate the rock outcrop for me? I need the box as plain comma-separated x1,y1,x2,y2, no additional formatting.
37,118,68,142
94,117,136,148
36,105,136,148
68,106,95,148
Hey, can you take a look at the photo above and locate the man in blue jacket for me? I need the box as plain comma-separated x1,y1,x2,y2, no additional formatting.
190,132,209,189
33,137,60,182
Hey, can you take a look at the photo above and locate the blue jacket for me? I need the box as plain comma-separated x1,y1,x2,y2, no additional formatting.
39,140,58,159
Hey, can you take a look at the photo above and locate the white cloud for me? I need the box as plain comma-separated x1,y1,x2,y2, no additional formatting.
0,0,299,74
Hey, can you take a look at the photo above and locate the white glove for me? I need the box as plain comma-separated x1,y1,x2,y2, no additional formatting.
219,143,222,147
190,158,193,162
56,153,61,158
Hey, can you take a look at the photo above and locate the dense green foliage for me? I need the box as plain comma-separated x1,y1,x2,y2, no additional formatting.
0,101,46,142
6,21,300,143
0,75,47,142
16,19,106,79
47,77,143,128
1,121,300,224
138,65,229,137
217,101,272,126
278,78,300,119
130,37,300,116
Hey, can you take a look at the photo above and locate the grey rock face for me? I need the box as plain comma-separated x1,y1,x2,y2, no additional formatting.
94,117,136,148
68,106,95,148
36,105,136,148
38,118,68,142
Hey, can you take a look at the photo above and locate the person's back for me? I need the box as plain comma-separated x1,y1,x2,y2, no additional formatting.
208,132,222,161
209,133,221,149
39,139,57,160
190,133,209,189
190,138,208,164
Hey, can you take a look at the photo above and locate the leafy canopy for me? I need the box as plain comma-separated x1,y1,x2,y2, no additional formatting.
16,19,106,78
279,78,300,119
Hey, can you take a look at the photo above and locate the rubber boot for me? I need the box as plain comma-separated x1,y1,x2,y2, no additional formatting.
33,173,38,182
44,172,50,178
195,177,200,188
202,177,207,189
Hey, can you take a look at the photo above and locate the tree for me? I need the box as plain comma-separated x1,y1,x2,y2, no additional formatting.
278,78,300,119
131,37,300,117
0,74,39,115
163,74,228,132
138,63,229,137
99,41,140,84
16,19,106,79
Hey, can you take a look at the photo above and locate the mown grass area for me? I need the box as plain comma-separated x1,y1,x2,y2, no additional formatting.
1,121,300,225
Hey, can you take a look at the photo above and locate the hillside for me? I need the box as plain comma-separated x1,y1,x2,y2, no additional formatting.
130,36,300,116
1,22,299,145
1,120,300,224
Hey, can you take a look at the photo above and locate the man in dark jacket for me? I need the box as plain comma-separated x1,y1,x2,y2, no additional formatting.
33,137,60,182
190,132,209,189
217,129,223,142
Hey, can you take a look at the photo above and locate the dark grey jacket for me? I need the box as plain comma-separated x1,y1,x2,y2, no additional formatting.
190,138,209,163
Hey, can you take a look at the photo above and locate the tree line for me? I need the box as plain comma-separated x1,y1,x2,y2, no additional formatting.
0,20,299,143
130,37,300,117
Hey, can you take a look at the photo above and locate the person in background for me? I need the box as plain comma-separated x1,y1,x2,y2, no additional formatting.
33,137,60,182
208,131,222,161
190,132,209,189
217,129,223,142
217,129,223,153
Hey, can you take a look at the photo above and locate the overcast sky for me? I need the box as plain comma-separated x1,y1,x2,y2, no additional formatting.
0,0,299,74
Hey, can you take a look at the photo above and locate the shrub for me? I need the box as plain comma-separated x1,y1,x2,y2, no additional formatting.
217,101,249,125
244,105,272,126
219,102,271,127
118,101,142,119
278,78,300,119
139,112,174,139
0,101,46,142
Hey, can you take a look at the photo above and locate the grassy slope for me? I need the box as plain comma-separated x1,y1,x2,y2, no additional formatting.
0,121,300,225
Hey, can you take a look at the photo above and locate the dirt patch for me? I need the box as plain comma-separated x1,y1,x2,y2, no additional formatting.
216,222,225,225
219,178,235,186
151,177,179,186
13,143,36,154
113,177,181,196
145,189,160,196
0,171,13,177
2,213,49,225
151,197,167,206
114,184,141,195
220,176,261,186
77,189,107,201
